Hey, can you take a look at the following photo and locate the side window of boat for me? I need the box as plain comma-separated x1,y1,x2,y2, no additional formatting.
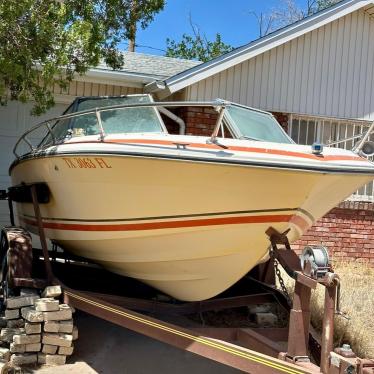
69,113,99,136
100,107,163,134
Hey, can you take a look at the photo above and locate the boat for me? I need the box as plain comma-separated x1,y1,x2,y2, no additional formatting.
8,94,374,301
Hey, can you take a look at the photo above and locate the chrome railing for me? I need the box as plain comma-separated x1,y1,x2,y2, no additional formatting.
13,100,229,158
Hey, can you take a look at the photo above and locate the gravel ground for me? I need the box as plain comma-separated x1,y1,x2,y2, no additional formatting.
32,311,241,374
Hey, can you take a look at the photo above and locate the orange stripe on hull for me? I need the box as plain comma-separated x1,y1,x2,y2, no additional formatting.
21,214,309,232
97,138,363,163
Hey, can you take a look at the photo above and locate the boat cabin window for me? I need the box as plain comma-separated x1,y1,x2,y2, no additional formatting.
42,95,165,145
224,105,292,144
73,96,164,135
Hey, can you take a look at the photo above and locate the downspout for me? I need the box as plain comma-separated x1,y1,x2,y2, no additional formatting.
158,106,186,135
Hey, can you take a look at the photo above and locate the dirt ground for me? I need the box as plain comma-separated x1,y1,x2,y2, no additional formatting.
32,311,241,374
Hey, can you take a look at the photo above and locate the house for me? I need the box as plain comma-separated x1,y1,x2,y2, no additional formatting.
0,0,373,262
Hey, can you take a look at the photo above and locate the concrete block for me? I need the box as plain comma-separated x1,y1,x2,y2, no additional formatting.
25,343,42,352
10,353,37,365
42,344,58,354
0,328,25,343
6,295,39,309
59,320,73,333
38,353,66,366
7,319,25,329
43,304,72,322
248,303,273,314
5,309,19,320
13,333,41,345
44,321,59,333
21,307,44,323
20,288,39,296
0,347,10,361
42,285,62,299
42,333,73,347
35,298,60,312
72,326,78,341
255,312,278,327
25,322,41,335
58,345,73,356
10,343,26,353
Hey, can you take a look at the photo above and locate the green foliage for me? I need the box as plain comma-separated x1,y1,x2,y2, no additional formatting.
166,33,233,62
0,0,164,115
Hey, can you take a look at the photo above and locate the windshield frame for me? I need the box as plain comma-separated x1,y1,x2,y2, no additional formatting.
222,103,295,144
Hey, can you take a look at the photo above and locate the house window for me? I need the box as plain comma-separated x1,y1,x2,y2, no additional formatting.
289,114,374,202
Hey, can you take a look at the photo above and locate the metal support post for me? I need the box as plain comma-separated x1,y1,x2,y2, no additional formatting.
31,184,54,283
287,280,312,360
320,282,337,374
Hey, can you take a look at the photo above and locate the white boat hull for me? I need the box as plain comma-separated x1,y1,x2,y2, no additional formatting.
10,141,374,300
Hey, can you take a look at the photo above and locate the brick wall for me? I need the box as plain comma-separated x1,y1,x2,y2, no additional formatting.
272,112,289,133
293,202,374,265
166,106,374,265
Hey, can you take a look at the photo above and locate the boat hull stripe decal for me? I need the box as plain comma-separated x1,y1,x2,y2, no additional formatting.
20,207,314,223
21,214,309,232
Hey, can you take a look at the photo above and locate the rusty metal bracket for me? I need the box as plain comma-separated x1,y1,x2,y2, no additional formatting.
30,184,54,283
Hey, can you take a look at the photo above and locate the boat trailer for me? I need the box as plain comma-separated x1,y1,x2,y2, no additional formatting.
0,185,373,374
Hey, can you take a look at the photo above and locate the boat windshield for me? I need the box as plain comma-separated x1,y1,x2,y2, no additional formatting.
43,95,165,144
225,105,292,144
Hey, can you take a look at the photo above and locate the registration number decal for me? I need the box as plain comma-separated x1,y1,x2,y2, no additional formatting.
62,157,112,169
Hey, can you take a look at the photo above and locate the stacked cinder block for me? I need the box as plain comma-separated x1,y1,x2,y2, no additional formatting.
0,285,77,368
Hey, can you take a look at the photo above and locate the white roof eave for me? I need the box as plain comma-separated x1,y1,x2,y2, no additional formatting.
153,0,373,95
79,68,169,88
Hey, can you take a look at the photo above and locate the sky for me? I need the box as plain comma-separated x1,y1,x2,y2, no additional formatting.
133,0,305,56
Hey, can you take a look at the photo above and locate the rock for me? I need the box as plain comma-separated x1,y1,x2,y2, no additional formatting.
10,353,37,365
43,304,72,322
58,345,73,356
24,323,41,335
38,353,66,366
42,344,58,355
44,321,59,333
58,320,73,334
42,333,72,347
0,347,10,361
0,328,25,343
25,343,42,352
4,309,19,320
42,286,62,299
21,307,44,323
9,343,25,354
0,317,7,328
72,326,78,341
6,296,39,309
13,334,40,345
7,319,24,329
255,312,278,327
35,298,59,312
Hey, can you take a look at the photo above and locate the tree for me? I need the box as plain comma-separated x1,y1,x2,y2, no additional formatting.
126,0,165,52
165,18,233,62
252,0,340,37
0,0,164,115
